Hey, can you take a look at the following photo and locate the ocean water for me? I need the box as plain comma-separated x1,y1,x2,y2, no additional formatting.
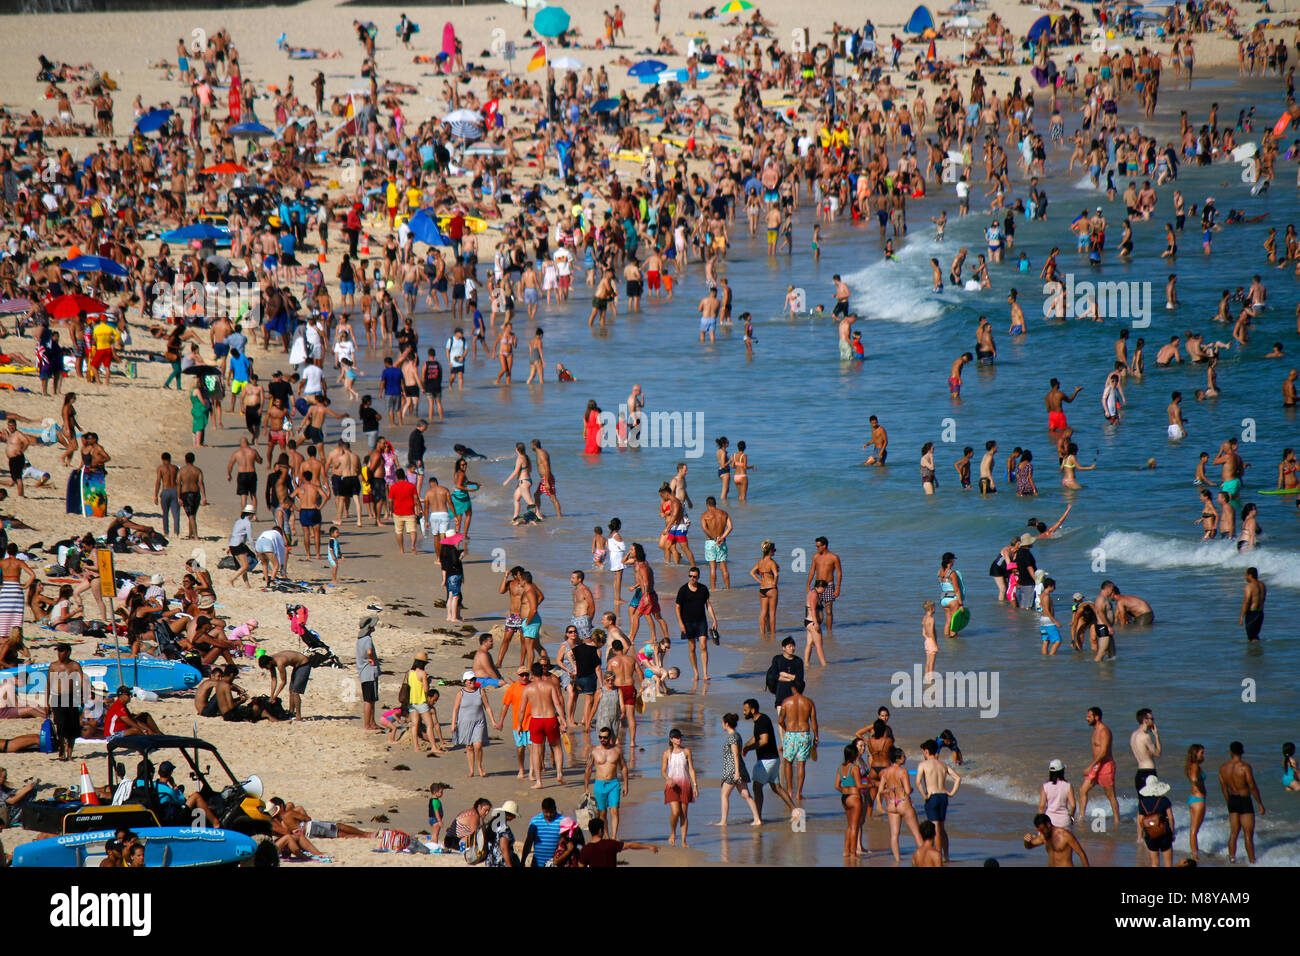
339,71,1300,863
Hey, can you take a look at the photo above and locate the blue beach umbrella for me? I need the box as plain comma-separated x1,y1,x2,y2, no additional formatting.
230,121,274,137
408,210,450,246
135,109,173,134
533,5,571,37
1027,14,1053,42
628,59,667,77
591,98,620,113
64,255,129,277
161,223,230,243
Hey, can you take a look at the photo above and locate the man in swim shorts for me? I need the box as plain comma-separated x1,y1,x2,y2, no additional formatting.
1078,705,1121,825
1045,377,1084,432
777,681,817,804
1218,740,1264,863
585,727,629,837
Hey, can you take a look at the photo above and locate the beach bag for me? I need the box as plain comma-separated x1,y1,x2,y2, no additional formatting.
376,828,410,852
398,674,411,707
217,555,239,570
462,823,489,865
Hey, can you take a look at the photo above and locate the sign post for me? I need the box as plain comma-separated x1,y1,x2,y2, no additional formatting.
95,549,130,690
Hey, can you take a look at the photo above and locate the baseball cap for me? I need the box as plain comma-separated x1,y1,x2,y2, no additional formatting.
158,761,175,775
461,670,477,682
1048,758,1065,772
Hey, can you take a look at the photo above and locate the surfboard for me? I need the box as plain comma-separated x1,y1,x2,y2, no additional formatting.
1259,487,1300,494
0,658,204,695
80,468,107,518
0,365,36,374
13,826,257,867
1231,142,1258,162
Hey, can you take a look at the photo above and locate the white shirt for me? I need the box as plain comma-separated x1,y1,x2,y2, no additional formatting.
254,529,287,564
301,364,324,395
956,180,970,199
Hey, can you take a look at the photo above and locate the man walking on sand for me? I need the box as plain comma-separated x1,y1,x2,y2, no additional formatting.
177,452,208,541
227,437,262,517
742,698,795,820
531,439,562,517
1219,741,1265,863
808,536,843,637
584,726,630,838
699,496,733,589
777,681,817,806
523,661,568,789
608,640,641,750
1078,706,1121,827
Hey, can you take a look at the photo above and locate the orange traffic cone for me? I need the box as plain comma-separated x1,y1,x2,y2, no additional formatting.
360,232,371,256
79,762,100,805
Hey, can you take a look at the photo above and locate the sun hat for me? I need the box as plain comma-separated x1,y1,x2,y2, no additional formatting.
1139,777,1171,798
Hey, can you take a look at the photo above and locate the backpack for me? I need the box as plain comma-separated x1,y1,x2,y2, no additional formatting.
397,673,411,707
1140,799,1169,841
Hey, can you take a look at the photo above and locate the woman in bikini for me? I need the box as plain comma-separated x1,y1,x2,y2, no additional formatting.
876,746,925,863
835,743,866,859
803,583,826,666
1275,447,1298,490
502,442,536,522
730,440,751,502
1196,488,1219,539
494,321,516,385
749,540,779,638
1185,744,1207,861
715,436,731,500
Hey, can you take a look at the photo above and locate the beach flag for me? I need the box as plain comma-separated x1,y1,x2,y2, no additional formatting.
527,43,547,72
346,94,356,119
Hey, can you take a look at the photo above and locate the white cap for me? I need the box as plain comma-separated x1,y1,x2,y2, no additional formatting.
1048,758,1065,772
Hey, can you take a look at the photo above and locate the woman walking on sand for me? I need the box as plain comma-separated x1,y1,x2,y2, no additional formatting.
661,728,698,846
750,540,779,638
452,673,495,777
711,712,762,827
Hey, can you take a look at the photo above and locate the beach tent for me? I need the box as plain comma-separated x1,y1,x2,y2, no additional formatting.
906,5,935,35
407,210,450,246
1027,14,1057,42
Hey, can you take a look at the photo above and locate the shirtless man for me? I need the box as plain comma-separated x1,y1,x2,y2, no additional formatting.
697,286,720,344
831,274,851,317
979,440,998,494
1166,391,1187,441
497,567,527,668
571,570,594,640
915,738,962,862
626,384,645,437
299,396,344,454
623,259,643,311
976,315,998,364
777,682,817,805
584,727,630,837
1024,813,1090,866
154,452,181,536
259,649,312,719
531,439,561,517
1114,590,1154,626
699,497,733,589
45,643,89,760
608,633,642,744
472,633,505,687
1214,437,1247,500
862,415,889,466
326,440,363,526
948,352,972,398
522,662,568,789
3,423,33,498
1078,706,1121,826
240,374,264,442
1239,566,1265,642
177,452,208,540
1218,741,1265,863
1155,335,1183,366
1285,368,1297,407
1092,580,1118,661
1046,378,1084,432
912,821,944,866
807,536,842,637
519,571,545,668
836,310,858,360
226,438,262,517
423,475,453,549
292,473,329,560
264,398,290,468
1130,707,1162,834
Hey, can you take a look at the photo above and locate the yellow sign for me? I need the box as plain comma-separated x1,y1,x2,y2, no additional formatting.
95,549,116,599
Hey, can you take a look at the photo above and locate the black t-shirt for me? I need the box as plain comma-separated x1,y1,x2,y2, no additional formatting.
360,405,381,433
1014,547,1037,579
409,428,426,463
674,583,710,623
579,839,624,868
766,653,804,706
267,379,293,408
573,642,600,680
751,713,779,761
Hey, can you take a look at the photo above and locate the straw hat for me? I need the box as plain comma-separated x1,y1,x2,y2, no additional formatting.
413,651,428,662
497,800,519,817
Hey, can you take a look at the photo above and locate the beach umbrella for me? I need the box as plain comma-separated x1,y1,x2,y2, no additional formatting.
504,0,548,7
628,59,667,77
950,14,983,28
199,161,248,175
905,5,936,34
230,121,273,137
64,255,129,278
181,364,221,377
135,109,173,134
0,298,34,314
444,108,485,140
719,0,754,10
44,294,108,319
591,98,620,113
534,6,571,37
407,210,451,246
161,223,230,243
551,55,584,70
1027,14,1054,42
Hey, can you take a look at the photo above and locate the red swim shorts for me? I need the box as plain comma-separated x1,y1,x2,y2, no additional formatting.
1084,758,1116,788
619,684,636,706
529,715,560,745
1048,411,1068,431
638,591,661,616
90,348,113,370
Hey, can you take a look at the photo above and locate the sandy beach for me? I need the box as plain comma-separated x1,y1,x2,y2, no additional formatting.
2,0,1298,877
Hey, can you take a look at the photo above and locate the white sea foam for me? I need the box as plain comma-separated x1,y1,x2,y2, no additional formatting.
1097,531,1300,590
841,237,950,324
